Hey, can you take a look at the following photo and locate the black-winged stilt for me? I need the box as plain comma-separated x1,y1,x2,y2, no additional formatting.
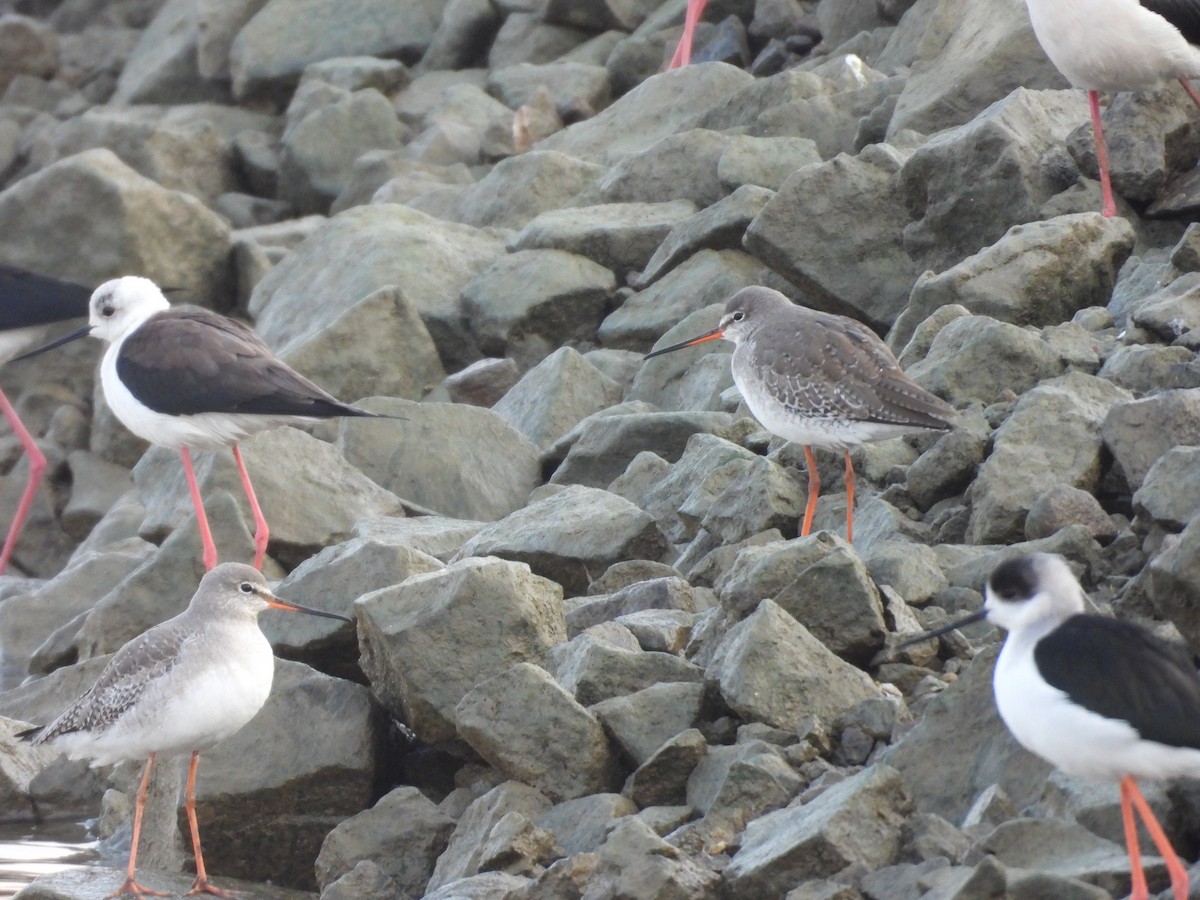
1022,0,1200,216
644,286,956,542
913,553,1200,900
0,266,91,574
18,563,351,899
17,276,382,572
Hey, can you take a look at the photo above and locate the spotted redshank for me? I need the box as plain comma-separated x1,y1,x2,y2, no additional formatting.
17,276,383,572
0,266,91,573
645,286,956,541
910,553,1200,900
18,562,352,899
1022,0,1200,217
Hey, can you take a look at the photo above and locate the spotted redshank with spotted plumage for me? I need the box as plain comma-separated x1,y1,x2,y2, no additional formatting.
645,286,956,541
18,563,352,900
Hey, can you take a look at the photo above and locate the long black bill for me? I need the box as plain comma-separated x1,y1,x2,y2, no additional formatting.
267,596,354,624
12,324,93,362
896,608,989,650
644,326,725,360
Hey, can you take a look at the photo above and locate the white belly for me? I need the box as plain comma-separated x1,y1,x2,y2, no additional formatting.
1025,0,1200,91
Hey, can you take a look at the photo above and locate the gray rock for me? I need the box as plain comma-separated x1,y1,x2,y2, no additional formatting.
427,781,552,892
744,143,918,331
723,764,912,893
893,213,1136,348
301,55,410,95
487,12,589,68
509,200,696,277
552,411,737,489
356,556,566,745
582,817,720,899
905,315,1065,407
887,0,1067,136
493,347,623,451
687,740,801,829
339,398,541,522
437,358,521,407
422,0,500,71
1025,484,1118,543
967,373,1130,544
62,450,134,540
318,860,402,900
351,517,487,562
0,14,58,94
601,250,763,352
550,633,704,705
462,249,616,369
566,576,695,635
535,66,748,163
586,129,730,208
1145,518,1200,651
456,662,623,802
406,82,515,165
624,728,708,809
487,61,610,112
616,608,695,654
249,202,504,375
706,599,878,730
863,540,948,607
716,134,821,192
1134,447,1200,530
537,793,636,855
110,0,226,105
0,148,232,301
230,0,444,104
450,151,604,230
1102,389,1200,491
195,659,379,889
591,681,708,766
716,534,886,663
279,89,407,213
756,75,906,161
331,152,472,215
17,869,318,900
1127,271,1200,346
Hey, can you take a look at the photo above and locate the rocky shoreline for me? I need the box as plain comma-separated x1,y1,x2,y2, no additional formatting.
0,0,1198,897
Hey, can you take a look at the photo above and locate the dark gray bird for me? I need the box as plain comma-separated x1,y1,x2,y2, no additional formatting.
645,286,956,541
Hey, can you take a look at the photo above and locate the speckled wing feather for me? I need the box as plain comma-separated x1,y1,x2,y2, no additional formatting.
753,310,955,429
1141,0,1200,45
0,266,91,331
115,306,377,419
27,625,193,743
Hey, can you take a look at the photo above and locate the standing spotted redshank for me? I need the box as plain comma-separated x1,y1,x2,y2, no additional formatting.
909,554,1200,900
16,276,383,572
645,286,956,542
18,563,353,899
0,266,91,574
1022,0,1200,217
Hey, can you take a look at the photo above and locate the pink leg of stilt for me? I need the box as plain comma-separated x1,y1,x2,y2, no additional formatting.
180,447,218,572
230,444,268,571
1088,89,1118,218
843,450,856,544
1179,77,1200,112
1121,777,1150,900
668,0,708,69
1125,776,1190,900
0,387,45,574
801,445,820,537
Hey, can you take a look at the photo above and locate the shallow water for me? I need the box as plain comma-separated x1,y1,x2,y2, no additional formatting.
0,821,97,898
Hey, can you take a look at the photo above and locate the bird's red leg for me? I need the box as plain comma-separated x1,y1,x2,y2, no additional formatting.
1121,776,1150,900
843,450,856,543
0,386,45,574
180,448,217,571
231,444,268,571
1125,776,1189,900
1088,90,1118,218
801,445,820,537
105,753,170,900
184,751,234,898
1179,77,1200,112
668,0,708,69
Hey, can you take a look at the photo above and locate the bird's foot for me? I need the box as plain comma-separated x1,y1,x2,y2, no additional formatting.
104,877,171,899
187,876,239,898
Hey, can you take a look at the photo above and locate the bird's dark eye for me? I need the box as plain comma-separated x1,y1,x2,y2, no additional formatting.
101,305,115,318
239,582,253,593
732,311,745,322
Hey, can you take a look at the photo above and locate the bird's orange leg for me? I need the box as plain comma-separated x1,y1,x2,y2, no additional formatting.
1088,90,1118,218
1121,777,1150,900
183,751,234,898
1125,776,1189,900
180,448,217,571
105,753,170,899
801,445,820,537
843,450,856,543
0,386,45,574
231,444,268,571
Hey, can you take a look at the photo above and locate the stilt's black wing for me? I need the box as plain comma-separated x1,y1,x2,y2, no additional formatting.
0,266,91,331
1142,0,1200,46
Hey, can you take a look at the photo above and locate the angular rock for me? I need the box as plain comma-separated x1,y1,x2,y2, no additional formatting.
456,662,623,802
487,60,610,113
967,373,1130,544
1025,484,1118,543
1103,389,1200,491
687,740,801,828
624,727,708,809
110,0,225,105
1134,447,1200,530
339,398,540,522
493,347,623,452
590,681,708,767
550,633,704,706
565,576,696,635
584,818,720,899
706,599,878,730
723,764,912,894
356,557,566,745
537,793,636,855
450,151,604,230
716,134,821,192
0,14,58,94
590,129,730,208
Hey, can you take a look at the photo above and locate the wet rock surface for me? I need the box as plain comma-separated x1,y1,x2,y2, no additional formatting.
0,0,1196,898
